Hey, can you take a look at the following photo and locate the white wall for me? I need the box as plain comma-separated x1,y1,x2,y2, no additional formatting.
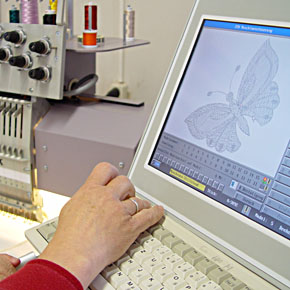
0,0,194,105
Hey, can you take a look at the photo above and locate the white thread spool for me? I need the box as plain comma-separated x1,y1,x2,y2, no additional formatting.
124,5,135,41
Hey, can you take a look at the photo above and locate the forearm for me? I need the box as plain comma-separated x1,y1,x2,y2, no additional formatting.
0,259,83,290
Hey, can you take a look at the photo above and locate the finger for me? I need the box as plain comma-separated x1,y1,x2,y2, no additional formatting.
107,175,135,200
86,162,119,186
5,255,20,267
0,254,20,268
131,205,164,233
123,198,151,215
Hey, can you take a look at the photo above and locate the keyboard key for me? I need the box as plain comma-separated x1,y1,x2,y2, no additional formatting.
120,259,140,275
220,276,246,290
162,234,183,249
143,238,162,252
129,267,151,284
133,249,152,264
195,258,218,275
198,280,222,290
174,262,195,279
127,241,143,257
139,277,163,290
153,228,172,241
172,242,193,257
211,255,229,268
37,223,56,242
147,224,162,235
153,265,175,283
163,275,187,290
109,271,130,288
115,253,131,267
118,280,140,290
207,267,231,284
102,264,119,279
185,271,209,288
51,220,58,228
164,253,184,269
90,274,115,290
179,285,194,290
153,245,173,260
137,231,152,245
183,249,205,265
142,257,163,273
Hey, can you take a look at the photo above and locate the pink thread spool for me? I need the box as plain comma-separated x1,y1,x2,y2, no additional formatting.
21,0,39,24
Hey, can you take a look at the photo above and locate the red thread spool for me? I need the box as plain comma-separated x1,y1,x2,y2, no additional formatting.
85,4,97,30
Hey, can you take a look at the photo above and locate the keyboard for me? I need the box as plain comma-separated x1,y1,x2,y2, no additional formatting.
26,215,277,290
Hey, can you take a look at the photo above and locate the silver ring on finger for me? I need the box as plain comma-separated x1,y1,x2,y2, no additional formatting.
130,198,139,214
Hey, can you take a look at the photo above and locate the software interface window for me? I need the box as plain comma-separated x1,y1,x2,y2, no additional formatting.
150,20,290,239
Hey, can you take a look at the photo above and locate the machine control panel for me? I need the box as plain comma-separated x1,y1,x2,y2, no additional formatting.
0,23,66,99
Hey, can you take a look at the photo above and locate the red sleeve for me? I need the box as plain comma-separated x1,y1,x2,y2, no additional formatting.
0,259,83,290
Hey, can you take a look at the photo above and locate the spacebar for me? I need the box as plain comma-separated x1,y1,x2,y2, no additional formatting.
90,274,115,290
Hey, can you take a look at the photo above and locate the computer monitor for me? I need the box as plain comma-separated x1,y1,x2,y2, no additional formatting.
129,3,290,289
150,18,289,240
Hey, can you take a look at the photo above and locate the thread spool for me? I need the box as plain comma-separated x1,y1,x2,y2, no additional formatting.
49,0,58,12
83,3,98,47
83,30,97,47
85,4,97,30
21,0,39,24
124,5,135,41
43,7,56,25
10,5,20,23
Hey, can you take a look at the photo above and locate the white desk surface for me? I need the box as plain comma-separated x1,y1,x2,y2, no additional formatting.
0,190,69,257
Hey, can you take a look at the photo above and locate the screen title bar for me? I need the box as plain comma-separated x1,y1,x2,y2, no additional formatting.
204,20,290,37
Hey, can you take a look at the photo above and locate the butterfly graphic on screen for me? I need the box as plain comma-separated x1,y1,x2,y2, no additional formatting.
185,39,280,153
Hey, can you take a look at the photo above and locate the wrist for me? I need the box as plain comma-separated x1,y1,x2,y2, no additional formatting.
39,240,105,288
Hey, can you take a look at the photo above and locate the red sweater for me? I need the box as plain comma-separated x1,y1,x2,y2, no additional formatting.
0,259,83,290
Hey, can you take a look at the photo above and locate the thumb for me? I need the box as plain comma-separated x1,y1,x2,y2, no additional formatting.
4,254,20,267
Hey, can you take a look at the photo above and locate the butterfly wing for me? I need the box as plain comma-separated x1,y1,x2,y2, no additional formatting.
237,39,280,125
242,81,279,125
185,40,279,153
207,119,241,153
185,104,241,152
237,115,250,136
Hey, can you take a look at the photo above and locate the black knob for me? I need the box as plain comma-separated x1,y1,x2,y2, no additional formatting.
29,67,46,81
9,55,26,68
4,31,20,44
0,48,8,61
29,41,46,54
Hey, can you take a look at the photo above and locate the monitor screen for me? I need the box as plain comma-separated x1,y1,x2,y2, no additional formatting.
149,19,290,240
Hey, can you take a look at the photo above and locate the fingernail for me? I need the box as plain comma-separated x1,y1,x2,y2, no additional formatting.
11,257,20,267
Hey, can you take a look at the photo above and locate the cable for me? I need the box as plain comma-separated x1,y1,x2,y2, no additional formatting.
63,74,98,97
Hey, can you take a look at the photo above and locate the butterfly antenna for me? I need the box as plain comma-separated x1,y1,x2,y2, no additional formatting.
229,65,241,92
207,91,227,97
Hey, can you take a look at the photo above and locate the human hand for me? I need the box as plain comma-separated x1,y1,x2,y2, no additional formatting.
0,254,20,281
39,162,164,288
